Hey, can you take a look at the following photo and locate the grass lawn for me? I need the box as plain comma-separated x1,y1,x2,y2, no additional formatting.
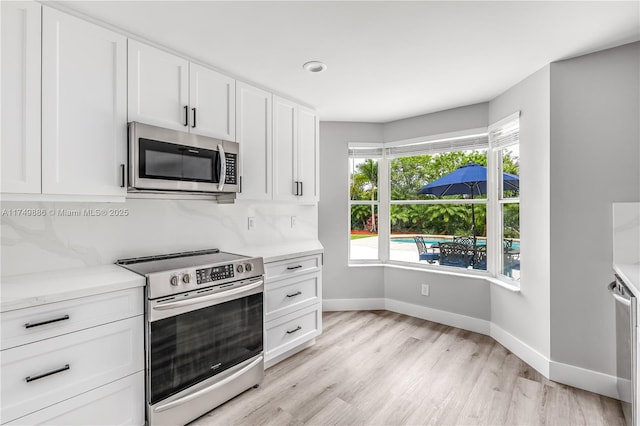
350,233,378,240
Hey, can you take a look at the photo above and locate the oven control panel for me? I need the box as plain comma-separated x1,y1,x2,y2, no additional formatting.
196,264,235,284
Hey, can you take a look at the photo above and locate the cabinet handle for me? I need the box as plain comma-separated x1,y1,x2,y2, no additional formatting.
25,364,70,383
183,105,189,126
25,314,70,329
299,181,303,196
293,181,298,196
192,107,197,128
239,176,243,193
286,265,303,270
286,291,302,298
120,164,126,188
286,326,302,335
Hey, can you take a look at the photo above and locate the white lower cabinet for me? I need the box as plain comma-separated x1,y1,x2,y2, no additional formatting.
0,288,144,425
6,372,144,426
264,253,322,367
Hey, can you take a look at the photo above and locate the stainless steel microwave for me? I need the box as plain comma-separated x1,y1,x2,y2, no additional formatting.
128,122,239,195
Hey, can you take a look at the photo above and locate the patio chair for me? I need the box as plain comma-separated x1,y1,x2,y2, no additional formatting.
472,245,487,270
453,235,474,245
438,242,473,268
413,236,439,263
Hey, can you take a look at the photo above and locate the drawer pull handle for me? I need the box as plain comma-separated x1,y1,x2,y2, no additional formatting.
286,326,302,334
286,291,302,298
286,265,303,270
25,315,70,329
25,364,70,383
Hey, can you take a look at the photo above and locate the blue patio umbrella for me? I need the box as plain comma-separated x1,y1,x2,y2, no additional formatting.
417,162,519,244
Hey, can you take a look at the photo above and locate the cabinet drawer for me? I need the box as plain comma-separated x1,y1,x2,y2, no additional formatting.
6,372,144,426
1,316,144,423
265,254,321,281
265,273,320,321
265,304,322,361
1,287,143,350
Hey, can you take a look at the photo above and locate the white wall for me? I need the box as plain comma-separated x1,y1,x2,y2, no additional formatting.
488,65,552,360
1,199,318,276
319,105,492,321
384,103,488,142
549,42,640,375
318,122,385,300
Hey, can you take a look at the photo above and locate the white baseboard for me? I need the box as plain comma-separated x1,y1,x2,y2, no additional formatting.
490,323,549,377
549,360,619,399
321,297,619,400
384,298,491,336
322,298,385,311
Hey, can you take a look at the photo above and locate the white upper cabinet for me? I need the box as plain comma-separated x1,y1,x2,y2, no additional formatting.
273,96,319,203
1,1,42,194
297,106,320,203
127,39,189,132
236,82,272,200
41,7,127,197
128,40,236,141
190,63,236,140
273,96,299,202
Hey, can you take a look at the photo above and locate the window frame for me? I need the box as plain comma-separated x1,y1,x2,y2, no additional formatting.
347,116,521,287
488,112,521,283
348,144,383,263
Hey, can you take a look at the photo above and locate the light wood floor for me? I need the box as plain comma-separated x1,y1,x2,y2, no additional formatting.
191,310,625,426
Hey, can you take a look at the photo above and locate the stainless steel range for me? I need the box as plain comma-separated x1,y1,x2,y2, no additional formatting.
117,249,265,426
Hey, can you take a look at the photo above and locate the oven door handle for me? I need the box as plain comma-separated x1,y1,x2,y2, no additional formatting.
153,280,263,311
609,280,631,306
153,355,264,413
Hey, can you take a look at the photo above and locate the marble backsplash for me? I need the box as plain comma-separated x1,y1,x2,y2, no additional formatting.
1,198,318,277
612,202,640,265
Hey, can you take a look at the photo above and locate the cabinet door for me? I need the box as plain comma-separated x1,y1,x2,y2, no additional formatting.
41,7,127,196
128,39,189,131
298,107,320,203
190,63,236,141
236,82,272,200
1,1,41,194
273,96,298,202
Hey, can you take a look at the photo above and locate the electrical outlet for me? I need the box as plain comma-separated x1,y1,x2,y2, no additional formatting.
421,284,429,296
291,216,297,228
248,217,256,230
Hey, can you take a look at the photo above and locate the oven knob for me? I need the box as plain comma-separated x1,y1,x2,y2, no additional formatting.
182,274,191,284
170,275,179,286
245,263,253,272
236,264,244,273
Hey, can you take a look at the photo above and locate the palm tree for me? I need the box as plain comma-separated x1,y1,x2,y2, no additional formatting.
356,159,378,232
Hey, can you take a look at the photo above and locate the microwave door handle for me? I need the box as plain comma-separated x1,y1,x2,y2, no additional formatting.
217,144,226,191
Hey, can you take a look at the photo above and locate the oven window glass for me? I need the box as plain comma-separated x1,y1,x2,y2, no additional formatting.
139,138,219,183
149,293,263,404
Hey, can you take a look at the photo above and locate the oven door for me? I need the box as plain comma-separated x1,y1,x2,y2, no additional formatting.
147,279,264,425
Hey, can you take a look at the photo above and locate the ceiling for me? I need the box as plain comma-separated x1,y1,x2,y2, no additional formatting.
56,1,640,123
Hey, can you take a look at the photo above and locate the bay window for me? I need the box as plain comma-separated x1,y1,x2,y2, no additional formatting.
348,113,520,285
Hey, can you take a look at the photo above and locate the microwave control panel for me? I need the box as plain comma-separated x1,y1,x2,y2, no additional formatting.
196,264,235,284
224,153,237,185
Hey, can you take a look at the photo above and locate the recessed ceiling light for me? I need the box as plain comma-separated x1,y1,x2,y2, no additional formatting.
303,61,327,73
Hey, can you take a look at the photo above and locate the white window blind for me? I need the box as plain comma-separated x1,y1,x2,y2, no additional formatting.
348,144,384,159
489,113,520,149
386,134,488,158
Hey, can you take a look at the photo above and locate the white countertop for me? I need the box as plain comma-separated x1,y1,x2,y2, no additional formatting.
238,240,324,263
0,241,323,312
614,263,640,296
1,265,145,312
